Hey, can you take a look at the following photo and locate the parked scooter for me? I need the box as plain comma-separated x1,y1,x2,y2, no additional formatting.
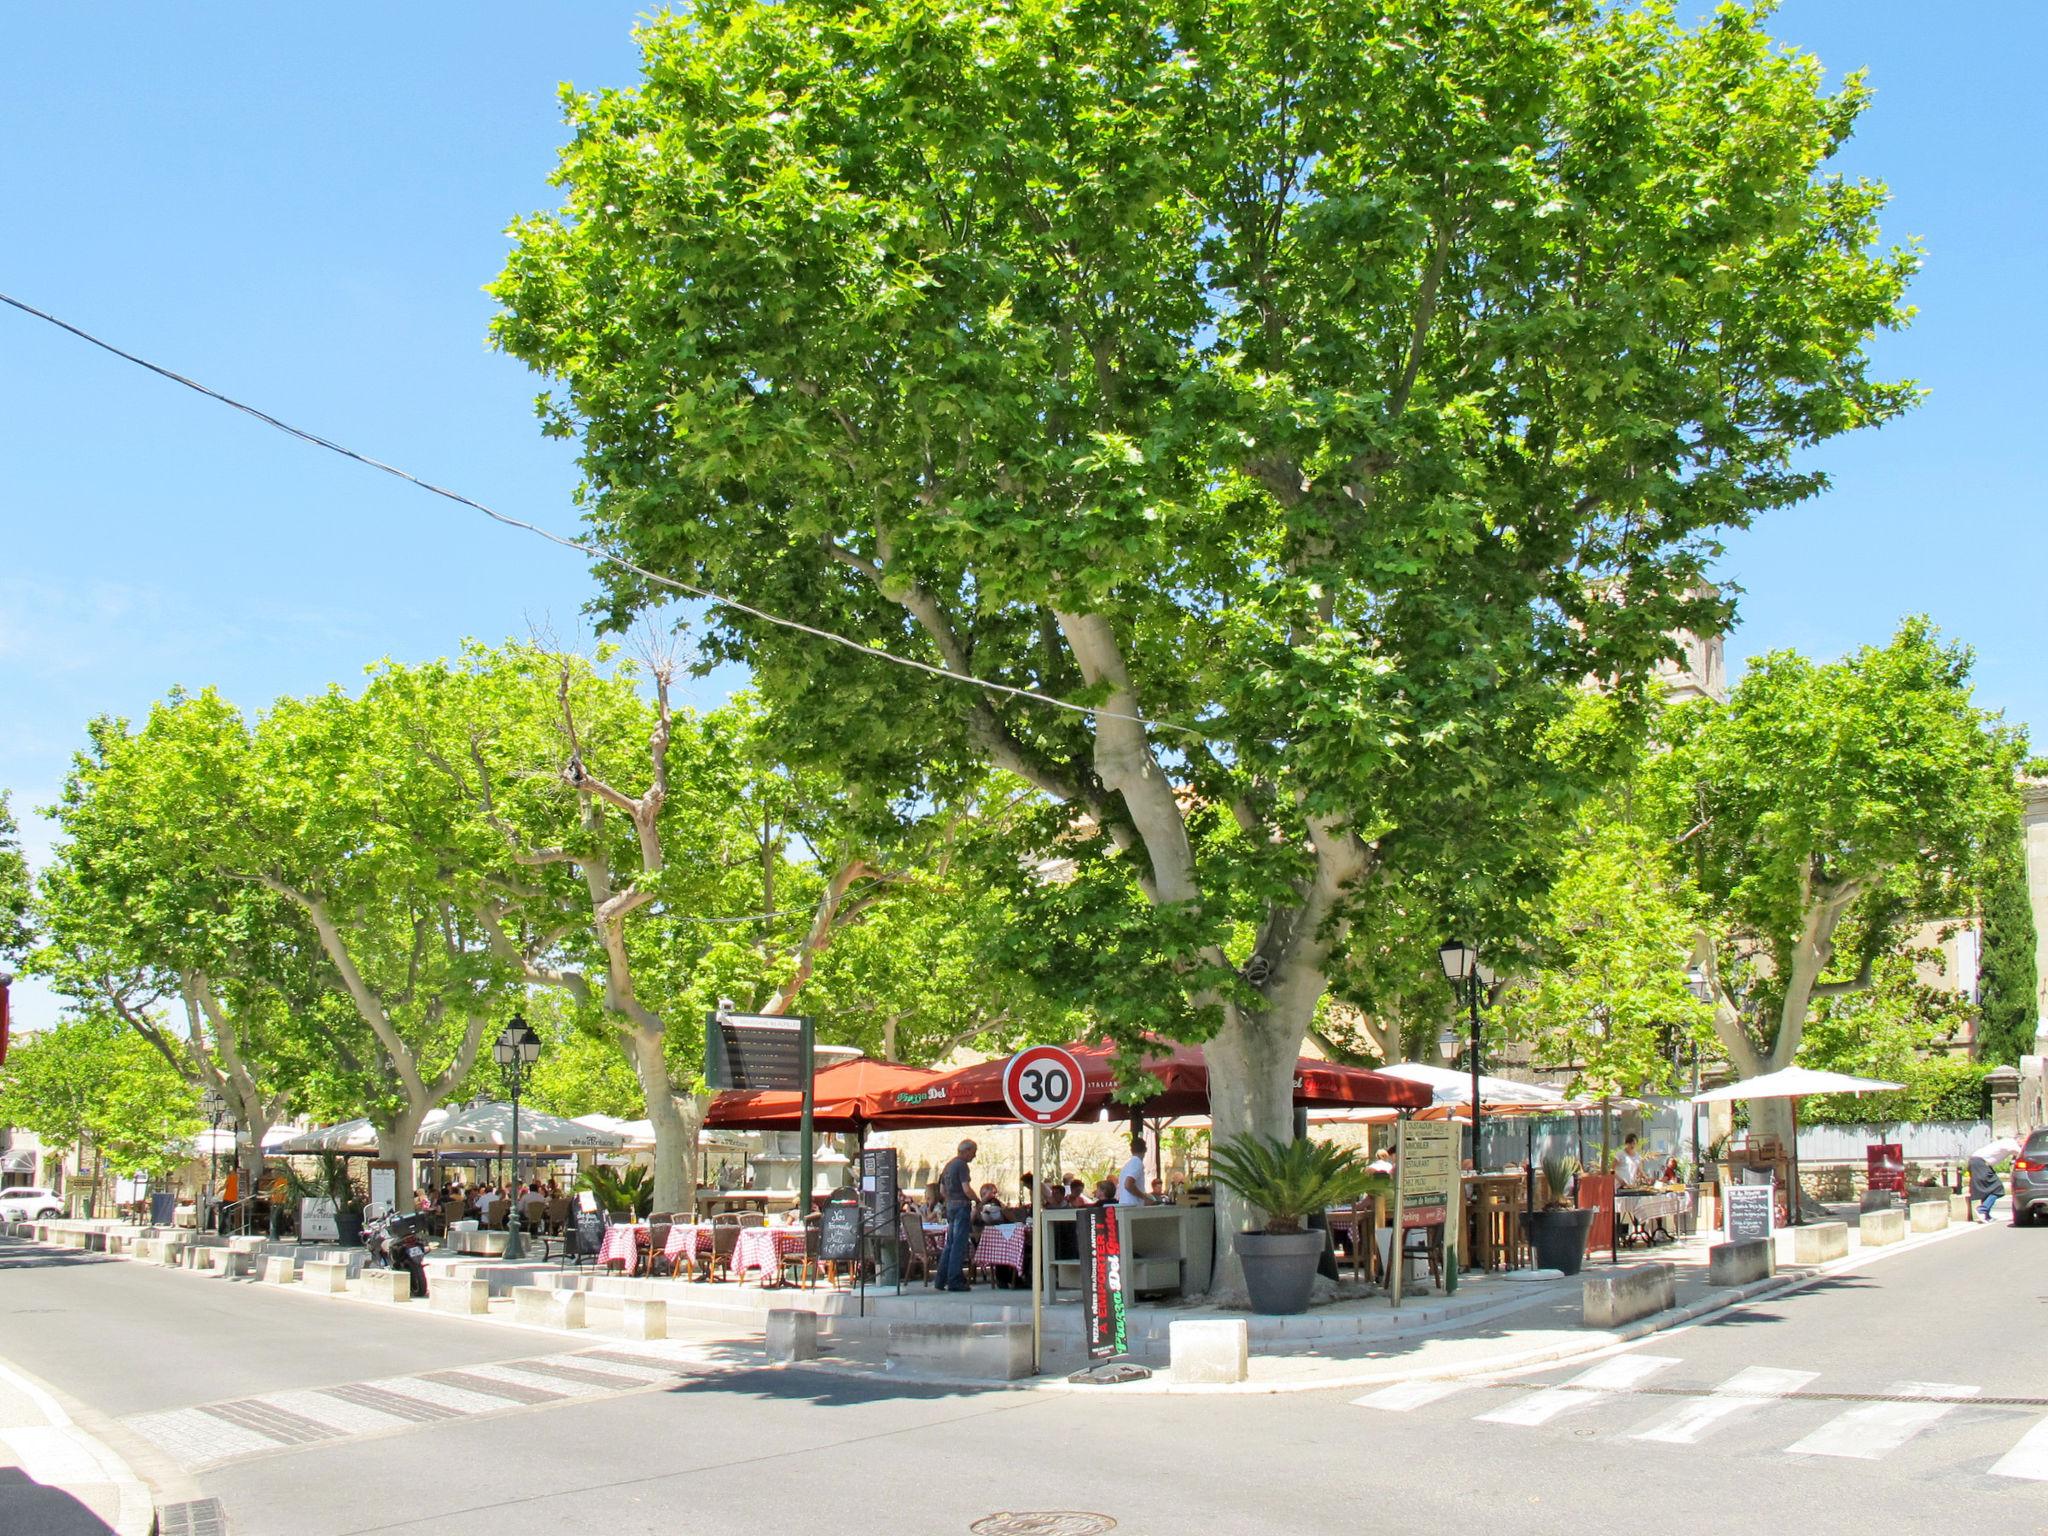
363,1207,432,1297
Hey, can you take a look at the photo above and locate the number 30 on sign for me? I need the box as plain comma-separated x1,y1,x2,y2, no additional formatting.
1001,1045,1087,1127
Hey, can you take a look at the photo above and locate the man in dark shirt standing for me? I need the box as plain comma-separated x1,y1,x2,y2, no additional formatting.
936,1139,978,1292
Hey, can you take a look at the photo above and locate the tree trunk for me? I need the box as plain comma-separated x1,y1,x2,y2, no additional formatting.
674,1093,708,1219
631,1028,691,1213
1202,1001,1303,1302
373,1101,426,1207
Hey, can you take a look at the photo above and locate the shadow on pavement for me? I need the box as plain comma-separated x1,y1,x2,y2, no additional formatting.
0,1467,119,1535
643,1339,1007,1408
0,1246,119,1272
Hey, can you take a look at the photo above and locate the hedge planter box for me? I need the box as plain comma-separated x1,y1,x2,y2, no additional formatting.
1235,1229,1325,1315
1524,1209,1596,1276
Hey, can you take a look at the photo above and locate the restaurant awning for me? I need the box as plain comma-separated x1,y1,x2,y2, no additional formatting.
856,1040,1430,1130
422,1102,626,1152
704,1058,951,1134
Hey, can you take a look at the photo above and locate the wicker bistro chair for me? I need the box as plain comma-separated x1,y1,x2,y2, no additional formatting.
645,1219,674,1278
737,1211,765,1229
898,1211,935,1284
706,1221,740,1282
439,1201,466,1241
485,1201,509,1232
782,1219,823,1288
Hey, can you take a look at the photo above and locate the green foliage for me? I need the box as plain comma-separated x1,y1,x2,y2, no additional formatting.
1539,1151,1580,1211
279,1153,363,1217
1975,814,2039,1065
1500,807,1715,1096
0,1014,200,1179
491,0,1917,1105
1207,1135,1390,1233
576,1163,653,1218
0,790,32,968
1800,1058,1993,1127
1799,949,1973,1080
1649,619,2022,1070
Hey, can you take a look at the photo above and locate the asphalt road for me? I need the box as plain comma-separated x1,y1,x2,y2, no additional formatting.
3,1221,2044,1536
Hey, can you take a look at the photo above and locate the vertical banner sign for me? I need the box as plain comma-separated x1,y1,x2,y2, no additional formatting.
859,1147,898,1228
1399,1122,1457,1229
1865,1144,1905,1196
1075,1206,1128,1360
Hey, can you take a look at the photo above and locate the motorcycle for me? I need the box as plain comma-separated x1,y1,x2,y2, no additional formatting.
365,1207,432,1297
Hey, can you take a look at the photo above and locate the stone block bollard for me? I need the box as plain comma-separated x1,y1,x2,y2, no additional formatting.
1782,1221,1849,1266
1859,1208,1905,1248
886,1322,1034,1381
1582,1262,1675,1329
1948,1193,1971,1223
766,1309,820,1363
1909,1201,1949,1233
1170,1320,1250,1385
262,1256,299,1284
1705,1238,1775,1287
431,1277,491,1316
620,1297,667,1340
302,1260,350,1293
361,1268,414,1303
512,1286,586,1330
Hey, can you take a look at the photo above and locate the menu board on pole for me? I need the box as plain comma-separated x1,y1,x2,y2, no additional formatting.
859,1147,899,1229
1399,1121,1457,1229
1075,1207,1128,1360
1725,1179,1774,1243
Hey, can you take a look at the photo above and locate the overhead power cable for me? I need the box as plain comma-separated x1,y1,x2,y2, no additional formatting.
0,289,1203,740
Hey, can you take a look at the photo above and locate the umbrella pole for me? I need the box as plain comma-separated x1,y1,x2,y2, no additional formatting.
1790,1097,1802,1228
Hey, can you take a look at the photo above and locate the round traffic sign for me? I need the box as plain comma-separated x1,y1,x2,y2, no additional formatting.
1001,1045,1087,1127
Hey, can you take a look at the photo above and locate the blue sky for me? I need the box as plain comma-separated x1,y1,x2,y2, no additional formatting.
3,4,2043,1032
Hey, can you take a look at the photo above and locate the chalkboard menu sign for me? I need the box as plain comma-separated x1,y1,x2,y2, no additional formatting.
1075,1207,1129,1361
703,1012,812,1091
573,1210,606,1260
820,1199,863,1263
1725,1179,1774,1244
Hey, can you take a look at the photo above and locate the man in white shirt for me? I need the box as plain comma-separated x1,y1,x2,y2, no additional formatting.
1118,1137,1149,1206
1616,1134,1644,1188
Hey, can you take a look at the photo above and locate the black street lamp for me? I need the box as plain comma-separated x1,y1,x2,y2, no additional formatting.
200,1087,227,1235
1437,941,1494,1166
494,1015,543,1261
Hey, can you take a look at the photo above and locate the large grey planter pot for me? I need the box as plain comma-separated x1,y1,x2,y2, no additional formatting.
1235,1228,1326,1315
1523,1208,1594,1275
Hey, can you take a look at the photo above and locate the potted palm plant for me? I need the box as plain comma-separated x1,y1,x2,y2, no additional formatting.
1209,1135,1390,1314
577,1165,653,1220
1524,1151,1594,1274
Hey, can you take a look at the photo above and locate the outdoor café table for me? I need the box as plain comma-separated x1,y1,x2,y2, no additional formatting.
729,1224,806,1284
1614,1189,1690,1247
974,1222,1028,1275
597,1223,646,1273
663,1222,716,1272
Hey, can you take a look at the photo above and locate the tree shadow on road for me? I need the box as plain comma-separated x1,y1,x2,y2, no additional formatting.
0,1246,119,1272
0,1467,120,1535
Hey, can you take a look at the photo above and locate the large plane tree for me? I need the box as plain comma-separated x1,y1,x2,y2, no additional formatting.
494,0,1917,1286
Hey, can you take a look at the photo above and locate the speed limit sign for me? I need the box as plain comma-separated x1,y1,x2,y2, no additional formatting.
1001,1044,1087,1127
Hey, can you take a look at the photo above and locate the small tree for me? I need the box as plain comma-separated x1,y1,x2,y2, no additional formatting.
1649,620,2021,1143
1974,810,2040,1065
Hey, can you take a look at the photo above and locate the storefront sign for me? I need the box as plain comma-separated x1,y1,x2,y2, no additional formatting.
300,1197,339,1244
1075,1206,1128,1360
1865,1143,1905,1195
1400,1121,1457,1228
1725,1179,1774,1243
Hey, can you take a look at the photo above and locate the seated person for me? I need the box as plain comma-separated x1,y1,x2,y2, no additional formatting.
1065,1176,1089,1206
921,1181,947,1222
1042,1183,1068,1210
1093,1177,1118,1205
1149,1177,1169,1203
976,1182,1006,1224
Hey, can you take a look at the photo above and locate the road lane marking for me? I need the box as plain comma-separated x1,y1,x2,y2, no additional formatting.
1785,1381,1980,1460
1476,1355,1679,1428
1630,1366,1820,1445
1989,1417,2048,1481
1351,1379,1474,1412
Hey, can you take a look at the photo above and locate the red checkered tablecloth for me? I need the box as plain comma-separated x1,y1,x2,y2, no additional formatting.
663,1224,715,1264
729,1226,805,1280
598,1224,644,1271
974,1223,1028,1271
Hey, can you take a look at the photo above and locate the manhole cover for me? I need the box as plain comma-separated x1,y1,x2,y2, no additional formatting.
970,1515,1117,1536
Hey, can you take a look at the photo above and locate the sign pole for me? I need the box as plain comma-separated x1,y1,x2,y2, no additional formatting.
797,1015,815,1215
1390,1112,1408,1309
1031,1128,1044,1375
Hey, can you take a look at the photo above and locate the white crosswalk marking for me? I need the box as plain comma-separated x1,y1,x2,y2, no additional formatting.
1785,1381,1980,1460
1989,1416,2048,1481
1476,1355,1679,1428
1351,1379,1474,1413
1630,1366,1820,1445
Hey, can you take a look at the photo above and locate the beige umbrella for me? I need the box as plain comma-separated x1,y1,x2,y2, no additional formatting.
1691,1067,1903,1226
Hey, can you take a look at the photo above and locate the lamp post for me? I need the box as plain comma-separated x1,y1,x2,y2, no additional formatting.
493,1015,543,1262
200,1087,226,1235
1684,965,1713,1184
1437,941,1493,1167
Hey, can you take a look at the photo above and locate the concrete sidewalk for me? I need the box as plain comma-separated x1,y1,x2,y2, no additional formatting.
0,1357,156,1536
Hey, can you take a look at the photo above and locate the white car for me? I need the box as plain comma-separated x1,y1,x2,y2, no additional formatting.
0,1186,66,1223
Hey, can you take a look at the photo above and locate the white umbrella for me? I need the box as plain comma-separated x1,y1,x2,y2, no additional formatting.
278,1109,455,1155
1691,1067,1903,1225
1371,1061,1567,1106
423,1102,626,1153
188,1125,299,1157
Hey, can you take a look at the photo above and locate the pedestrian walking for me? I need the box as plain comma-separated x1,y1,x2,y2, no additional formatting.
935,1139,978,1292
1968,1137,2019,1221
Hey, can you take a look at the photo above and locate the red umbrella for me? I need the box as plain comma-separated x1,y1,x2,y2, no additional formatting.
861,1040,1428,1129
704,1057,951,1134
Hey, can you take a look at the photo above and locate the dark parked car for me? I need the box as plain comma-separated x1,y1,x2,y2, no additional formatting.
2014,1130,2048,1227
